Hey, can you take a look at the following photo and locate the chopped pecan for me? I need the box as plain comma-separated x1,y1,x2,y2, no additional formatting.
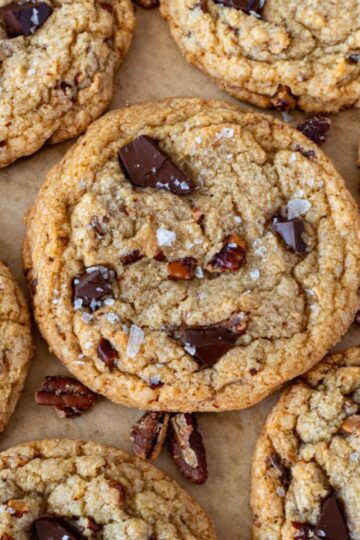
35,376,97,419
341,414,360,434
121,249,144,265
131,412,170,460
108,480,126,505
169,413,207,484
6,499,29,517
168,257,198,280
206,234,246,273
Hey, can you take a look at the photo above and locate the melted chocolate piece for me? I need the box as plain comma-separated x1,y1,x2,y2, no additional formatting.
297,116,331,145
183,327,237,367
73,266,113,310
119,136,195,195
316,497,350,540
272,215,307,254
1,1,53,37
34,517,83,539
213,0,264,15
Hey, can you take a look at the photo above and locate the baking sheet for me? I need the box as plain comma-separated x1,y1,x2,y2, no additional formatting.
1,8,360,539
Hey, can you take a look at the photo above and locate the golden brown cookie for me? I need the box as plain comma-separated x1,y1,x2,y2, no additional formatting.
24,98,360,412
0,260,32,431
160,1,360,113
0,438,216,538
251,346,360,540
0,0,135,168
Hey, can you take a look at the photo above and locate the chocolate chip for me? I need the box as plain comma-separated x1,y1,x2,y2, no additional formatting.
183,327,237,368
119,136,195,196
291,522,314,540
120,249,144,265
213,0,265,15
1,1,53,37
316,497,350,540
35,376,97,419
297,116,331,145
168,257,198,280
97,338,118,370
133,0,159,7
131,411,170,460
169,413,207,484
90,215,105,237
294,145,316,159
73,266,114,311
272,215,307,254
348,52,360,64
206,234,246,273
195,0,209,12
33,517,84,540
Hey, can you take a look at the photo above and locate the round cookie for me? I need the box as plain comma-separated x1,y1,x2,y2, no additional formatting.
160,1,360,113
251,346,360,540
0,438,216,539
0,0,135,169
0,260,32,431
23,98,360,412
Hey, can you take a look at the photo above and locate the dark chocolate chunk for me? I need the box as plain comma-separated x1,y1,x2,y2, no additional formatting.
119,136,195,195
295,145,316,159
206,234,246,273
169,413,207,484
183,327,237,367
97,338,118,370
348,52,360,64
272,215,307,254
213,0,264,15
35,376,97,419
120,249,144,265
316,497,350,540
73,266,114,310
291,521,314,540
168,256,198,280
297,116,331,145
133,0,159,7
131,411,170,460
1,1,53,37
34,517,84,540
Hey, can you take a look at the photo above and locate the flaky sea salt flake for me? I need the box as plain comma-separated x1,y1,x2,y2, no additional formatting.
156,228,176,247
287,199,311,220
126,325,145,358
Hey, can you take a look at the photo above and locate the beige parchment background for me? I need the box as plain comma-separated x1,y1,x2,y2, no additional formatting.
1,7,360,539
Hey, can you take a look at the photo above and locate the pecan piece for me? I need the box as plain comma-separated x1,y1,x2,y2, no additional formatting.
206,234,246,273
35,376,97,418
341,414,360,434
131,411,170,460
108,480,126,505
168,257,197,280
6,499,29,517
121,249,144,265
97,338,118,370
169,413,207,484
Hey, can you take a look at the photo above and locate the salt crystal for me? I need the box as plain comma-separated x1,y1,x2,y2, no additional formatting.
281,111,293,123
289,153,297,162
216,127,234,139
293,189,305,198
81,312,93,323
250,269,260,281
195,136,202,144
126,325,145,357
287,199,311,220
31,8,39,26
306,178,315,188
195,266,204,278
79,180,86,190
52,298,59,305
74,298,83,310
198,291,207,301
84,341,92,350
105,312,119,324
104,298,115,306
156,228,176,247
234,215,242,224
122,324,129,334
276,487,285,497
350,452,360,462
185,242,194,249
184,343,196,356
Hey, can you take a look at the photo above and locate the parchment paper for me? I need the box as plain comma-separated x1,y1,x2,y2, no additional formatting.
1,8,360,539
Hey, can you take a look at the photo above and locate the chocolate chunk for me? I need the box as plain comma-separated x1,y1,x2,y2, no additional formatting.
169,413,207,484
1,1,53,37
213,0,265,15
73,266,114,310
272,215,307,254
183,327,237,368
34,517,83,540
206,234,246,273
90,215,105,237
133,0,159,7
119,136,195,195
120,249,144,265
97,338,118,370
168,257,198,280
348,52,360,64
131,411,170,460
35,376,97,419
291,522,314,540
271,85,297,112
294,145,316,159
316,497,349,540
297,116,331,145
267,453,290,487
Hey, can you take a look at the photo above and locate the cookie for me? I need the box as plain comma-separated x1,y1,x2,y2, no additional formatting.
251,346,360,540
0,0,135,169
0,438,216,538
23,97,360,412
160,1,360,113
0,260,32,431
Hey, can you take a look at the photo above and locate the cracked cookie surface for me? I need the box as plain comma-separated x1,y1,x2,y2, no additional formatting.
160,0,360,113
251,346,360,540
0,438,216,539
0,260,32,432
23,98,360,412
0,0,135,169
